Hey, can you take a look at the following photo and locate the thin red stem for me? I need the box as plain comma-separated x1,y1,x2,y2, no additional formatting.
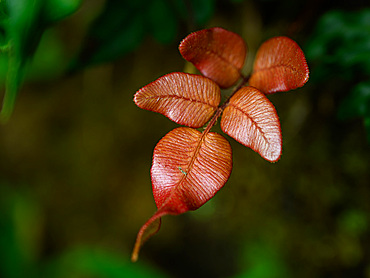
178,74,250,180
183,74,249,176
203,74,250,135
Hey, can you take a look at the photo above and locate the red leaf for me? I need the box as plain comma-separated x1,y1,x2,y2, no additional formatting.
249,36,309,94
132,127,232,261
134,72,221,128
179,27,247,88
221,86,282,162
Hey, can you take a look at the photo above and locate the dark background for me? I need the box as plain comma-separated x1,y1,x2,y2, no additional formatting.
1,0,369,277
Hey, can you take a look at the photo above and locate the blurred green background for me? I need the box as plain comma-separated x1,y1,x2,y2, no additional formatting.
1,0,370,277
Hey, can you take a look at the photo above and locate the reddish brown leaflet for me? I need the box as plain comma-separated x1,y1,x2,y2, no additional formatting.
179,27,247,89
132,27,309,261
249,36,309,94
132,127,232,261
134,72,221,128
221,86,282,162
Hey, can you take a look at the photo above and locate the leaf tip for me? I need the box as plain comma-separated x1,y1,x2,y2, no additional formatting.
267,148,282,163
221,86,282,162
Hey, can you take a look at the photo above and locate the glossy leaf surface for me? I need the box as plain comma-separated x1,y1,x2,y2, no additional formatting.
249,36,309,94
179,27,247,88
134,72,221,128
221,86,282,162
132,127,232,261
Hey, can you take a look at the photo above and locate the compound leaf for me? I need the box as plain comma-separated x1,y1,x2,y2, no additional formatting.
134,72,221,128
249,36,309,94
132,127,232,261
221,86,282,162
179,27,247,88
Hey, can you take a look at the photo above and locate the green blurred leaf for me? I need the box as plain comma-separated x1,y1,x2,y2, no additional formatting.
43,0,82,23
0,0,43,122
337,209,368,237
191,0,215,27
0,1,9,47
71,0,146,69
338,81,370,120
0,53,8,85
72,0,219,70
235,241,290,278
0,184,167,278
147,0,178,44
307,9,370,142
6,0,43,60
0,53,23,122
0,184,42,278
41,248,168,278
338,81,370,142
0,0,80,122
306,9,370,81
25,29,70,81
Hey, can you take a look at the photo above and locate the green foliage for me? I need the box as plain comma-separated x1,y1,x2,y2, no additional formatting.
0,0,246,122
41,248,168,278
25,29,67,81
306,9,370,80
0,184,42,278
0,0,81,122
189,0,215,26
147,0,178,44
338,82,370,120
71,0,147,69
306,8,370,142
0,183,168,278
235,241,290,278
72,0,217,69
0,2,8,47
44,0,82,23
338,209,368,238
338,81,370,141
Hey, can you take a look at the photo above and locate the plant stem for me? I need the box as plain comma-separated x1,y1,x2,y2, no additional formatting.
203,74,250,135
181,74,250,180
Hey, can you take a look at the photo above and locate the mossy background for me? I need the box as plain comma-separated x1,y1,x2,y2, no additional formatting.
1,0,369,277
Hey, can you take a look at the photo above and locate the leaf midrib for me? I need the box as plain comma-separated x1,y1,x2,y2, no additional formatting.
146,94,218,108
229,102,270,147
156,129,208,212
253,63,305,78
